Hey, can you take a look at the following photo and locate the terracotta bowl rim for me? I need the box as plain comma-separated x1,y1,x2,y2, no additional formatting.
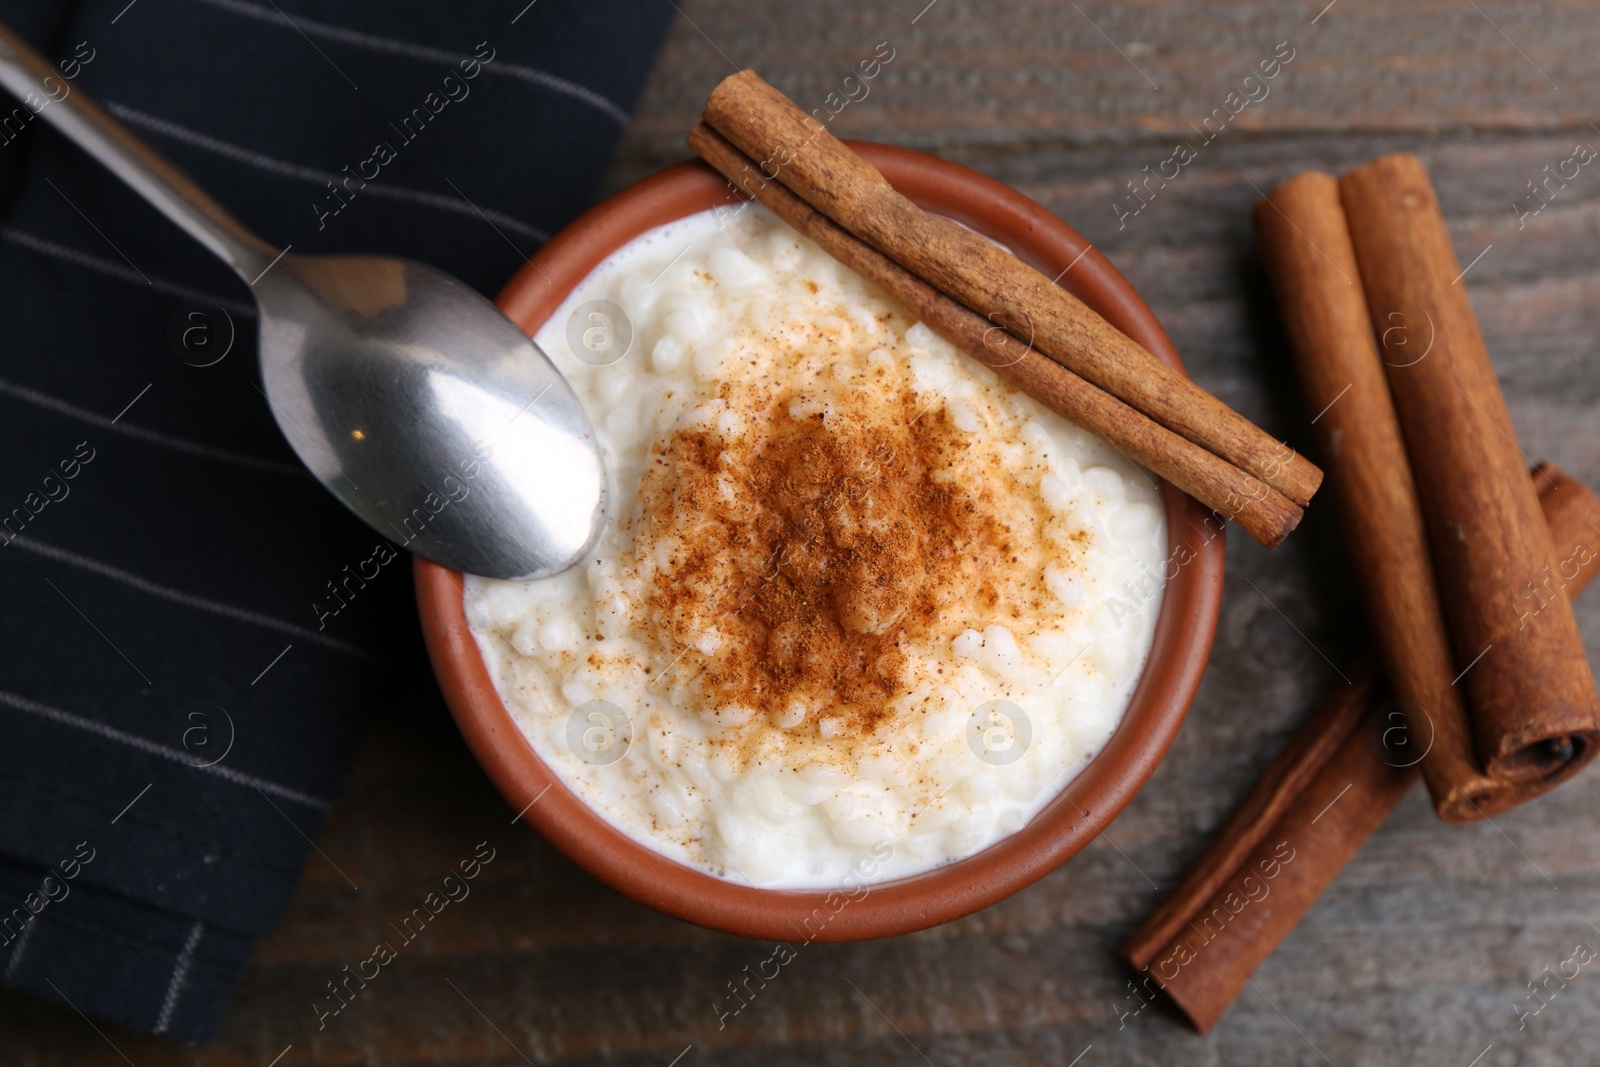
414,142,1225,941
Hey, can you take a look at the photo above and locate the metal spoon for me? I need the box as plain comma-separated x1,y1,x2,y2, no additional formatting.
0,22,606,580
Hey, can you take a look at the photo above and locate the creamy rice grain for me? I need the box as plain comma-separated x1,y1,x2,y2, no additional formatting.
464,206,1166,887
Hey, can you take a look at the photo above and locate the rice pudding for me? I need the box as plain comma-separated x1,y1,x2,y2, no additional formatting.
463,205,1166,888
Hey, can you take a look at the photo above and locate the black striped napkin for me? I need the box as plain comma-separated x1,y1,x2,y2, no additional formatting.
0,0,672,1041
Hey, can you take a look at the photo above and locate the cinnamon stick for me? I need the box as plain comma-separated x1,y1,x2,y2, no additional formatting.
687,123,1302,548
1121,464,1600,1033
1129,668,1409,1035
1255,171,1552,820
1119,651,1379,972
702,70,1323,511
1340,154,1600,785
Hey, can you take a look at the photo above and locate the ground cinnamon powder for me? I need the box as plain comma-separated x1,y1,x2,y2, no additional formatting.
635,374,1024,743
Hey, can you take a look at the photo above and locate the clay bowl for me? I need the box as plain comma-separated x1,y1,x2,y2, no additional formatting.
415,143,1225,941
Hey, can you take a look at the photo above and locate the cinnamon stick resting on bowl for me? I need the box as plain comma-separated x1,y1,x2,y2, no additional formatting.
693,70,1321,548
1120,464,1600,1033
688,123,1301,548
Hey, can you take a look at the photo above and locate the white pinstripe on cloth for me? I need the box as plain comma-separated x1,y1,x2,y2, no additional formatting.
106,104,550,243
190,0,632,125
0,689,333,809
5,536,370,657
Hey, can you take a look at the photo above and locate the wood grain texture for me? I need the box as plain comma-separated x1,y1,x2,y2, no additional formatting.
8,2,1600,1064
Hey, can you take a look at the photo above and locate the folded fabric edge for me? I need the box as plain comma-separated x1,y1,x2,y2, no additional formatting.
0,860,254,1044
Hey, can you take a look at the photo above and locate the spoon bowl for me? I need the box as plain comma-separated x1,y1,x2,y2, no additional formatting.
257,253,605,578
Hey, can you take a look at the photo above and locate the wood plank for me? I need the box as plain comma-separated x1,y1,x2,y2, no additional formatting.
615,0,1600,162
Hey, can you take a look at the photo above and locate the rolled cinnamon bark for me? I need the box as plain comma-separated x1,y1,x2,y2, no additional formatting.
1130,668,1410,1034
1339,154,1600,785
1121,465,1600,1033
1255,172,1551,820
687,123,1302,548
701,70,1323,510
1119,651,1379,969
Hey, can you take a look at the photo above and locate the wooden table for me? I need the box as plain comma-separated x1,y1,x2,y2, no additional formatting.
9,2,1600,1063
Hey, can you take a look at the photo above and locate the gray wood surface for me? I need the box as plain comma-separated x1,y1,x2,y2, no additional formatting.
8,2,1600,1063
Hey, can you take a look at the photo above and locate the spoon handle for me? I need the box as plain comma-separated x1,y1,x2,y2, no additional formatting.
0,20,279,282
